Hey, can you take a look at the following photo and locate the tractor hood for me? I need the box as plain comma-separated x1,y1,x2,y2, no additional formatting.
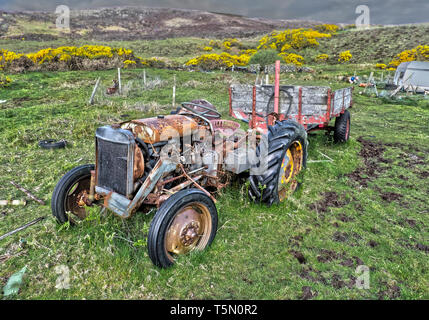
121,114,199,144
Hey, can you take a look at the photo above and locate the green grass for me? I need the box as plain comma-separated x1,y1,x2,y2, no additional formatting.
0,62,428,300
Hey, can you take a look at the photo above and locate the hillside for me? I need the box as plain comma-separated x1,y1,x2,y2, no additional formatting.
0,7,322,41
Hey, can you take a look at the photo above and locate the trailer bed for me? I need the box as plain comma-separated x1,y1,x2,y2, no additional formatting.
229,84,353,131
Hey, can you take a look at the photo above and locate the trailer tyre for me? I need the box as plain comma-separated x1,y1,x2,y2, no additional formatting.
248,120,308,206
334,110,351,143
51,164,95,224
148,189,218,268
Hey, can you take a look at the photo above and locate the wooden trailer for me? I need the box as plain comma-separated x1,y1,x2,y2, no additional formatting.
229,84,353,133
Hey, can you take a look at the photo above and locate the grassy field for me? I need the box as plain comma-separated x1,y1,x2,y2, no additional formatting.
1,60,428,299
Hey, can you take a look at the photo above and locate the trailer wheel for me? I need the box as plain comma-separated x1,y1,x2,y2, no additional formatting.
248,120,308,206
148,189,218,268
51,164,95,224
334,110,351,143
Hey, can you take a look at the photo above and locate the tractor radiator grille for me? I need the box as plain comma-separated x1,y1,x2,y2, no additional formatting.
97,139,129,196
95,126,136,198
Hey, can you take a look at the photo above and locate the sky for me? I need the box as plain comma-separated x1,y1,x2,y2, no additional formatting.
0,0,428,25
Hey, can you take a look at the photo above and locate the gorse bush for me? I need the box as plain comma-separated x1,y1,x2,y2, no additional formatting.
0,45,167,72
316,54,329,61
338,50,352,63
248,49,281,67
185,52,251,70
388,45,429,68
280,52,304,66
257,28,332,52
185,24,340,70
314,24,339,34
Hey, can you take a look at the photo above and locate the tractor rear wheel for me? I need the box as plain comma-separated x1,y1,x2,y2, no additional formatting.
333,110,351,143
248,120,308,206
147,189,218,268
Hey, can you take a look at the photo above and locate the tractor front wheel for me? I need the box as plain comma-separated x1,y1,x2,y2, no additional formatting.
147,189,218,268
51,164,95,224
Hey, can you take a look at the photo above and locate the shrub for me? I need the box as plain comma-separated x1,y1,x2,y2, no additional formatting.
280,53,304,66
338,50,352,63
248,49,281,68
222,38,240,51
316,54,329,61
123,60,137,68
186,52,251,70
314,24,339,33
0,45,151,72
388,45,429,68
208,40,221,49
257,28,332,52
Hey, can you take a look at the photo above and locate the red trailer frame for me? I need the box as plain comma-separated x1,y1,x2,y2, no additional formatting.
229,84,353,133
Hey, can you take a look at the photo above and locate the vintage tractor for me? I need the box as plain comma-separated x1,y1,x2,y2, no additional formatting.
52,63,352,268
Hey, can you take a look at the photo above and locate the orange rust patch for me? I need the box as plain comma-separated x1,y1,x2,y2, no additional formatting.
122,115,198,144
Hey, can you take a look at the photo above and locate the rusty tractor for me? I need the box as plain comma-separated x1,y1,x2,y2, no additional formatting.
52,63,352,268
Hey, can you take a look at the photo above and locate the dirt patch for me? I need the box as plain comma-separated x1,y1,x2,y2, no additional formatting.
299,266,327,284
332,231,348,242
301,286,318,300
290,250,306,264
331,274,345,289
337,213,354,222
370,227,380,234
332,231,362,247
418,171,429,179
380,191,403,202
299,265,357,290
308,191,349,214
344,137,388,188
415,243,429,253
378,283,401,300
316,249,365,269
242,277,253,285
317,249,345,263
398,239,429,253
403,218,417,228
368,240,379,248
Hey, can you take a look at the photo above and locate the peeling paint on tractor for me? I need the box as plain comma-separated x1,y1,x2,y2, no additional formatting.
121,115,199,144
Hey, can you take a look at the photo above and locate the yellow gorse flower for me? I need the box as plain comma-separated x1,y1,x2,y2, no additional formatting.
279,52,304,66
186,52,251,68
0,45,141,71
388,45,429,68
257,28,332,52
316,54,329,61
338,50,352,63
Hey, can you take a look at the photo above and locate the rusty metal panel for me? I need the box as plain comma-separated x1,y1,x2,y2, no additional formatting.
121,114,198,144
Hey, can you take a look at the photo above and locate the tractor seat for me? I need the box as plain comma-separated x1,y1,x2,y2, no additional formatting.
210,119,241,138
